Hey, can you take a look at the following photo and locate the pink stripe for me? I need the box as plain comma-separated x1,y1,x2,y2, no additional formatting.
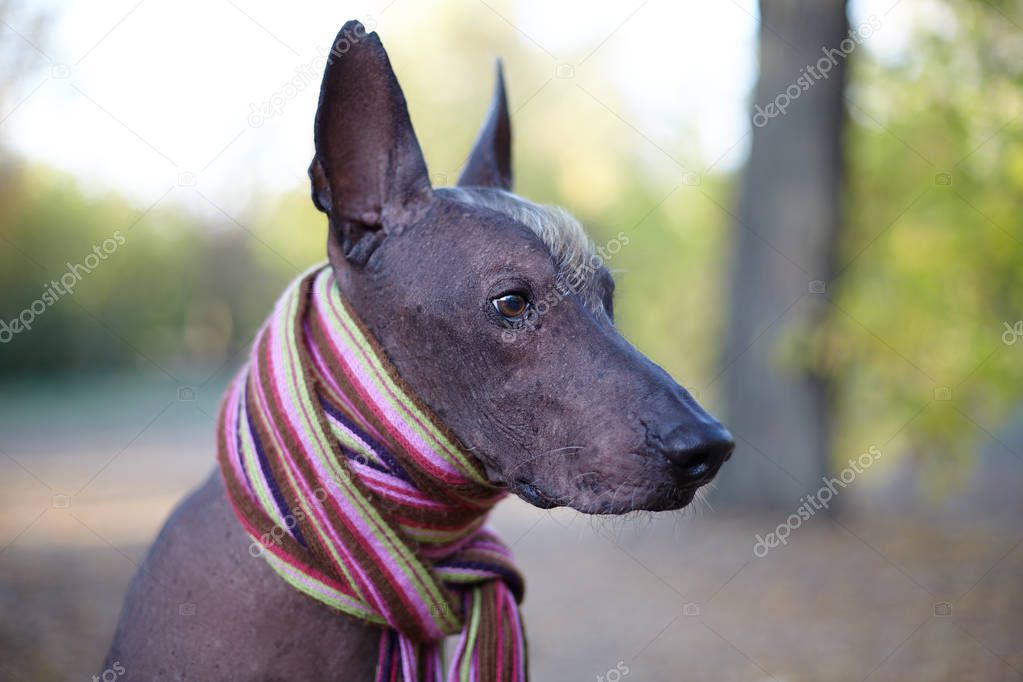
376,633,391,682
347,465,449,510
447,606,470,682
309,326,389,444
355,473,444,510
221,372,247,485
430,646,444,682
496,589,505,682
506,588,525,682
399,636,417,679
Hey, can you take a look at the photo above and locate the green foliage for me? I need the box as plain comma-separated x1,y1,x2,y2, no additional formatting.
820,0,1023,491
0,162,302,377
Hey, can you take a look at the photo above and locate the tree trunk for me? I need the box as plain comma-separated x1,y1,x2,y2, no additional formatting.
714,0,848,510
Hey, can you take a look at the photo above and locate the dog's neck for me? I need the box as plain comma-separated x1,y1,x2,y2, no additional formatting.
217,266,527,681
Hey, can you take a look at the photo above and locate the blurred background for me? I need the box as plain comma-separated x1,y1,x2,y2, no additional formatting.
1,0,1021,679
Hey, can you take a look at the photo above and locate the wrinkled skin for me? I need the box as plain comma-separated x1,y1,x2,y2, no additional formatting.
104,20,733,680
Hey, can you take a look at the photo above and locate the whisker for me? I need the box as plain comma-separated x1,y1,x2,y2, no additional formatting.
504,445,583,478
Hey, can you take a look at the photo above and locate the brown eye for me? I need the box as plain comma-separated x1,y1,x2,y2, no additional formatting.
493,293,528,319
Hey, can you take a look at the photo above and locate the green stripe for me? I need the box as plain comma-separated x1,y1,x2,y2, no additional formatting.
264,550,384,625
459,589,483,681
327,421,383,468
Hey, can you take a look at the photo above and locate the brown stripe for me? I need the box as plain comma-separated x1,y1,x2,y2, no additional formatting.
476,584,497,677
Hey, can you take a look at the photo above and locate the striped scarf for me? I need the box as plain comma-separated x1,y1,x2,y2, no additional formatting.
217,265,527,681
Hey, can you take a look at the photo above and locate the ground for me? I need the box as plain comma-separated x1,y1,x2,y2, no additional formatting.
0,375,1020,681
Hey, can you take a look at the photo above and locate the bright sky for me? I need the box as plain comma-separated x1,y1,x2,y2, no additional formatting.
1,0,909,218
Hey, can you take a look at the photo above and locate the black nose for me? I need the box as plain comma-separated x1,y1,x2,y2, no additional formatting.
653,423,735,484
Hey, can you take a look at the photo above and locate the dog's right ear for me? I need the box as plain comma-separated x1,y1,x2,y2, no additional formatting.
309,21,431,266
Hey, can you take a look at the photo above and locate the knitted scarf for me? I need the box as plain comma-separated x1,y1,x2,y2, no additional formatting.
217,265,527,681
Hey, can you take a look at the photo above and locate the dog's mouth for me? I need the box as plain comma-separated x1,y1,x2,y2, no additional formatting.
478,460,560,509
513,480,560,509
509,478,703,514
478,449,716,514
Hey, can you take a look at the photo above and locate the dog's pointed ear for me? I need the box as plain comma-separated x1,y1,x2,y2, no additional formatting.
457,61,512,190
309,21,431,265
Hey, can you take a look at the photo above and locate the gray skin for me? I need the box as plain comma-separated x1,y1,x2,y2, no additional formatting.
104,21,733,680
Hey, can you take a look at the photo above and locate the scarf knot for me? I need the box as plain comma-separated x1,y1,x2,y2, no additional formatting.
217,266,527,681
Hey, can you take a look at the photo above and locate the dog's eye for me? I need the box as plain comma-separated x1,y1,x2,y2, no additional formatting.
493,293,528,320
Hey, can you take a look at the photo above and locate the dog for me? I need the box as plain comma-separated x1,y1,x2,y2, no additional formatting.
104,20,733,681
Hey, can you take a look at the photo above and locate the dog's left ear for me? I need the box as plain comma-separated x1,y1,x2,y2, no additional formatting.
457,61,512,190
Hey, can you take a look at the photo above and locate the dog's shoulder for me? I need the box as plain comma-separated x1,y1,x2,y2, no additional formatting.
104,471,379,681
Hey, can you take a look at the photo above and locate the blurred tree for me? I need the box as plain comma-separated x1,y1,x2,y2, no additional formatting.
715,0,849,509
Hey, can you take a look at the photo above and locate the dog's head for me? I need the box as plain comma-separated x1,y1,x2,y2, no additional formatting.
309,21,733,513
